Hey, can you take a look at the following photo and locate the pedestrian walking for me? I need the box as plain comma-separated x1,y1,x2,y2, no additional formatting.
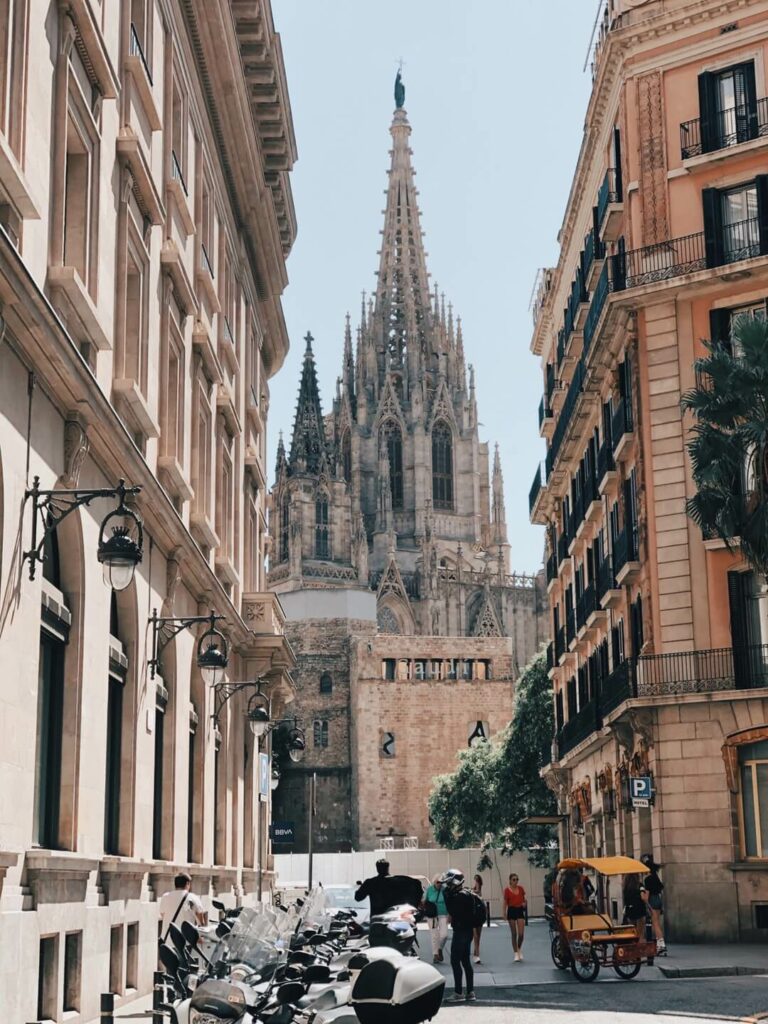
158,872,207,947
641,853,666,954
471,873,484,963
424,874,449,964
355,858,394,915
622,873,649,940
503,872,527,962
441,868,485,1002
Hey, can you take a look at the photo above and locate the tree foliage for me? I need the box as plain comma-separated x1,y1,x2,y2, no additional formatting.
681,313,768,578
428,651,557,865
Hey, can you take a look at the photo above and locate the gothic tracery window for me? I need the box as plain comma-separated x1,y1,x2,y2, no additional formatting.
381,420,403,509
432,421,453,510
341,431,352,484
279,497,289,563
315,495,330,559
378,606,401,635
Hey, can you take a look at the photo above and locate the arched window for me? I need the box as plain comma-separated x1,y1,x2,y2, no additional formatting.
341,431,352,484
313,720,329,748
432,421,453,509
381,420,403,509
320,673,333,695
279,497,289,562
315,495,329,558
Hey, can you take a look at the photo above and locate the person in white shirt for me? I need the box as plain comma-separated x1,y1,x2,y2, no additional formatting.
158,872,207,945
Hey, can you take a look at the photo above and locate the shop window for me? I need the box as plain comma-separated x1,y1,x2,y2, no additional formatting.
739,739,768,858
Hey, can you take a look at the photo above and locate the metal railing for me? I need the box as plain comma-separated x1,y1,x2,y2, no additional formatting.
597,167,622,229
582,226,605,282
546,551,557,584
557,697,601,759
546,643,555,672
722,217,761,265
583,261,609,357
538,396,552,429
170,150,188,196
680,97,768,159
546,359,585,476
554,626,566,662
200,243,214,278
598,659,637,717
129,24,152,83
576,583,597,631
565,604,576,646
597,556,616,599
557,531,569,567
529,463,544,515
597,438,614,484
636,644,768,696
613,523,638,574
611,397,633,452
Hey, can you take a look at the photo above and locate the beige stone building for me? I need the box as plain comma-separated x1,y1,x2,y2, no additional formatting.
268,85,547,853
0,1,297,1019
530,0,768,942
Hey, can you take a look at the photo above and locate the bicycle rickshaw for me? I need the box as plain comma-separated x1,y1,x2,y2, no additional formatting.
548,855,656,982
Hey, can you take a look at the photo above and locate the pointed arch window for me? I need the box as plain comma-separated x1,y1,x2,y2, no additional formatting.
341,431,352,484
279,496,289,563
381,421,403,509
315,495,330,559
432,421,453,510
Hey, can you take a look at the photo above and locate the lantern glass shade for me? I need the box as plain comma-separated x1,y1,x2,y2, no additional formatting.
248,706,270,737
198,642,227,687
287,731,305,763
97,526,142,592
270,772,280,791
101,557,136,592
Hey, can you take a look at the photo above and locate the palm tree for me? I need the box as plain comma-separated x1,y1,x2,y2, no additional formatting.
681,313,768,578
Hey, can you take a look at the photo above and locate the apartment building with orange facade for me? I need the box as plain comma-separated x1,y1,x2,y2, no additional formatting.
530,0,768,941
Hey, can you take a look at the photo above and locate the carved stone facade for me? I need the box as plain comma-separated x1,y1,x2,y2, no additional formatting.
268,96,547,851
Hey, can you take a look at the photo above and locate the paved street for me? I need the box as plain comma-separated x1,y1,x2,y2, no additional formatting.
417,919,768,1022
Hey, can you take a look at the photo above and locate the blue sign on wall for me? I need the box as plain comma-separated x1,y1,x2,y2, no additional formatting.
270,821,295,843
259,753,270,799
630,776,652,803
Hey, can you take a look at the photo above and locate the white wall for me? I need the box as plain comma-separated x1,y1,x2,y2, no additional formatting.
274,847,550,918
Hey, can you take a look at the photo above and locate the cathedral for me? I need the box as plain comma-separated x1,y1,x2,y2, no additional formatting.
268,80,547,851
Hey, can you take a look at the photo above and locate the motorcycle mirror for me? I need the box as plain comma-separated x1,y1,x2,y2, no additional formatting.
309,934,327,946
181,921,200,947
215,921,232,938
284,965,304,980
158,945,180,975
304,964,331,984
276,981,305,1005
336,969,351,981
212,898,226,912
288,951,315,965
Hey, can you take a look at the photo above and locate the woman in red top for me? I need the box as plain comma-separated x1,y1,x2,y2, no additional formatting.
503,873,527,961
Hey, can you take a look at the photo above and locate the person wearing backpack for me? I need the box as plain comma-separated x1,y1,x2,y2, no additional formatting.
423,874,449,963
441,869,486,1002
503,872,528,962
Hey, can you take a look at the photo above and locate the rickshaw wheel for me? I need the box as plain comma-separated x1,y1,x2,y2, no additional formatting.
613,960,641,980
570,949,600,982
550,936,570,969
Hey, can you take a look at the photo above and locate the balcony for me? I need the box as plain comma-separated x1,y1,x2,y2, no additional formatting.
545,359,585,477
597,438,616,492
583,261,609,358
613,524,640,584
636,644,768,696
597,167,623,241
597,556,621,608
546,551,558,587
582,226,606,290
554,626,566,663
576,583,597,634
680,98,768,161
565,605,576,648
611,217,765,292
529,463,544,517
611,396,633,460
598,659,637,718
557,531,570,570
538,396,553,437
557,697,601,759
546,642,555,673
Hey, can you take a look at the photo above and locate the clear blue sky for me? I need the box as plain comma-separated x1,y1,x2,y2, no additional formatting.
270,0,596,574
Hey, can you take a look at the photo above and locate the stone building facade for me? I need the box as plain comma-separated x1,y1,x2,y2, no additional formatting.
529,0,768,942
269,89,547,852
0,2,296,1020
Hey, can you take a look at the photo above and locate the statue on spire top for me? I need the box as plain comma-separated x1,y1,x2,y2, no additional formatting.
394,69,405,109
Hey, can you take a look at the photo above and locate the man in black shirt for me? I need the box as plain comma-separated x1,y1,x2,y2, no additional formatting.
355,859,394,916
441,869,476,1002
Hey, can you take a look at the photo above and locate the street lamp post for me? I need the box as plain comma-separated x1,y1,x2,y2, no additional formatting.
148,609,228,683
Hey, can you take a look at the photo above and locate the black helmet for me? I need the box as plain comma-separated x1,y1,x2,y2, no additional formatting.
440,869,464,892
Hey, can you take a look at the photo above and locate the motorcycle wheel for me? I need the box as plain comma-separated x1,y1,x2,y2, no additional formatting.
570,949,600,983
550,936,569,969
613,959,641,980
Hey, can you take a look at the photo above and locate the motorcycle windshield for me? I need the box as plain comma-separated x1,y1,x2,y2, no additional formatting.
211,906,295,973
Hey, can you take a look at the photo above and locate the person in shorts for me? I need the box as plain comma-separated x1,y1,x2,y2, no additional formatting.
641,853,666,954
503,873,527,961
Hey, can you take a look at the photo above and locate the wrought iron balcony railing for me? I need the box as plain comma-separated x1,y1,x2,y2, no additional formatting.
557,531,569,567
538,397,552,429
636,644,768,696
129,24,152,83
557,697,601,759
565,605,576,646
554,626,566,662
596,556,616,600
597,167,623,229
581,226,605,283
680,97,768,160
546,642,555,672
598,659,637,718
611,396,633,452
583,261,609,357
576,583,597,631
529,463,544,516
546,551,557,584
597,439,614,485
546,359,585,476
613,523,637,575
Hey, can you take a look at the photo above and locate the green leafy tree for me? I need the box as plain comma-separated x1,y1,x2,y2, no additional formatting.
428,651,557,867
681,313,768,577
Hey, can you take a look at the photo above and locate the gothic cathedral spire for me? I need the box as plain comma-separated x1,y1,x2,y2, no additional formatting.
288,332,327,475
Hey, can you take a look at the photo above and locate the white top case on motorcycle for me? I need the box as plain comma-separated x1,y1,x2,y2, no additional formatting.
351,957,445,1024
190,979,248,1019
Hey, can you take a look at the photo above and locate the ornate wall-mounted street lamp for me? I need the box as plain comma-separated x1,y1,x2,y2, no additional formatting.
149,609,228,684
24,476,143,590
208,678,306,760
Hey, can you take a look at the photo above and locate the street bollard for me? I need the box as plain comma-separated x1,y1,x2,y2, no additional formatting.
100,993,115,1024
152,970,166,1024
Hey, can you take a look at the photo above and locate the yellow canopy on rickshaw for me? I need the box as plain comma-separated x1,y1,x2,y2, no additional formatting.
556,856,649,876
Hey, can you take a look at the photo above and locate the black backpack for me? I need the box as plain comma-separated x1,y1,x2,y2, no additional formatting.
470,892,487,928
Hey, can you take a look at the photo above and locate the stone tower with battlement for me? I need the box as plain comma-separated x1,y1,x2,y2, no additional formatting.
268,86,546,852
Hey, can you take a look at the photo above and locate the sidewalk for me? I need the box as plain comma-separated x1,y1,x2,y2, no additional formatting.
417,918,768,986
